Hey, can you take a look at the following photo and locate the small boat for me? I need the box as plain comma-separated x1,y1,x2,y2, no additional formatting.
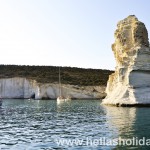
57,67,71,102
57,96,71,101
57,96,65,101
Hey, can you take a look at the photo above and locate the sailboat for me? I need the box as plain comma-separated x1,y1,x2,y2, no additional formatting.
57,67,71,102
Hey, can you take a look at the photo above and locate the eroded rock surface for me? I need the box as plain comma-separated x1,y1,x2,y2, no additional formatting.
102,15,150,106
0,77,105,99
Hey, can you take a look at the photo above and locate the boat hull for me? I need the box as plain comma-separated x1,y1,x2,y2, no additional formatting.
57,96,71,104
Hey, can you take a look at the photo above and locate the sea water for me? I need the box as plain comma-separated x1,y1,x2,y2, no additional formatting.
0,99,150,150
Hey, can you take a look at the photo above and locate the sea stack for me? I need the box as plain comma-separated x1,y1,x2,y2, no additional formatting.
102,15,150,106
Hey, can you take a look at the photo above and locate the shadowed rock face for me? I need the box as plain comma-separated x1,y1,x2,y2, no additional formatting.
102,15,150,106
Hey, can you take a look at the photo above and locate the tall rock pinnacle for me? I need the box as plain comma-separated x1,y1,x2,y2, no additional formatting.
102,15,150,106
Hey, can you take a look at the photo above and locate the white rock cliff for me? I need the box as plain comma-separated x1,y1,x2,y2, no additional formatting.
0,77,105,99
102,15,150,106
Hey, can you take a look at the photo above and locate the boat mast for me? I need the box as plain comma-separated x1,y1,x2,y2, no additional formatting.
59,66,62,96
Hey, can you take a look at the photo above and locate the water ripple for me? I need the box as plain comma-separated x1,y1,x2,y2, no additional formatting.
0,100,150,149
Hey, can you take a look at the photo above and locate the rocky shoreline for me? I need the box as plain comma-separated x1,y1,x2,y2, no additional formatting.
0,77,106,100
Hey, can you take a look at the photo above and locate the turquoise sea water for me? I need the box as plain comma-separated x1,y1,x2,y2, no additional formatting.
0,99,150,149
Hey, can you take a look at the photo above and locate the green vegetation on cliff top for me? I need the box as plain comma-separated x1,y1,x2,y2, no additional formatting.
0,65,113,86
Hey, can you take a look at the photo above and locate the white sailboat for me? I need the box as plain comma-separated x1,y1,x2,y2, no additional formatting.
57,67,71,102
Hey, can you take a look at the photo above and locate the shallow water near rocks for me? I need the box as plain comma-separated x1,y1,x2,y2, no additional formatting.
0,99,150,150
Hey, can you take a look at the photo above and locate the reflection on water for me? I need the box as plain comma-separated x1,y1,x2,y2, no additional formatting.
0,100,149,149
0,100,2,107
0,100,114,150
104,106,136,137
103,105,150,150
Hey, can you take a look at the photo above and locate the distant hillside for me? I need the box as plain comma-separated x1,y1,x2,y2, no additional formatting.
0,65,113,86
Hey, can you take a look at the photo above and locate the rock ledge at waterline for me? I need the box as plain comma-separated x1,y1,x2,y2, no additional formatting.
102,15,150,106
0,77,105,99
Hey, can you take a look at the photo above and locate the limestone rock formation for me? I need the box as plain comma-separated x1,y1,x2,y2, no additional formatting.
0,77,105,99
102,15,150,106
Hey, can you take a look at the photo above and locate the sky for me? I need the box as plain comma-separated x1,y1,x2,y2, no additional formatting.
0,0,150,70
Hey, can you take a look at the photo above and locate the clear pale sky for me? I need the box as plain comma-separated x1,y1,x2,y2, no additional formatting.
0,0,150,70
